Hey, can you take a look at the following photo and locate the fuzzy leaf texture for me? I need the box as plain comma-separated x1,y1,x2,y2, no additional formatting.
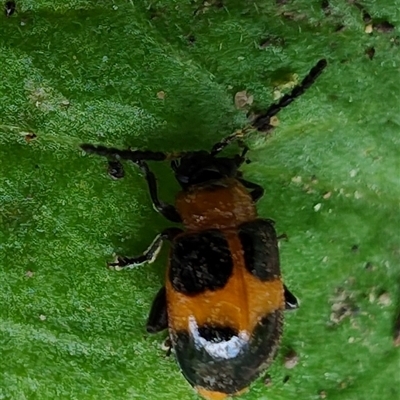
0,1,399,400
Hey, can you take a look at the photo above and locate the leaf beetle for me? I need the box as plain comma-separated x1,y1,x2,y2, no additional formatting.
81,59,327,399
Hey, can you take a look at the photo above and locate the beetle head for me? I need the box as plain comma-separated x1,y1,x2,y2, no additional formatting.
172,151,239,189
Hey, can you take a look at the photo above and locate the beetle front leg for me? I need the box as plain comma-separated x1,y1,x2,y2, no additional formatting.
108,227,183,270
81,144,182,223
135,161,182,223
238,178,264,202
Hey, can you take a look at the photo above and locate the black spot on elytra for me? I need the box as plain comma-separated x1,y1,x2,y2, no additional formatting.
238,219,280,281
169,230,233,295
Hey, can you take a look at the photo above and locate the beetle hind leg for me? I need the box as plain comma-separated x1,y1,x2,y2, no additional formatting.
146,286,168,333
108,235,163,270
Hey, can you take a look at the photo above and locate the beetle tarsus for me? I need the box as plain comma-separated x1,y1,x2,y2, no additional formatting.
238,178,264,202
284,285,299,310
108,228,183,270
277,233,289,241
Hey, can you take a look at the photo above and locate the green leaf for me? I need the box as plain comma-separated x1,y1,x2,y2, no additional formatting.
1,1,399,399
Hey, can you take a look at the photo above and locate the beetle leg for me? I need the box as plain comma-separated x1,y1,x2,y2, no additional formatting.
108,227,183,270
161,337,173,357
238,178,264,202
81,143,184,162
284,285,299,310
135,160,182,223
232,145,250,167
146,286,168,333
81,144,182,222
277,233,289,241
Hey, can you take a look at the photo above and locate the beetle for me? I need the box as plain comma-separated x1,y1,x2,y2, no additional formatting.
81,59,327,399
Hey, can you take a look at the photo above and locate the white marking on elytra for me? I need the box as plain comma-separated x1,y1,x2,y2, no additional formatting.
188,316,249,360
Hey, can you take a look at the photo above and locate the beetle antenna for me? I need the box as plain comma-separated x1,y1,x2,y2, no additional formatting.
251,59,327,131
80,143,184,162
210,59,327,155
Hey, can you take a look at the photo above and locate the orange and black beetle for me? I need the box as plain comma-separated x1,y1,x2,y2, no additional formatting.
81,59,327,399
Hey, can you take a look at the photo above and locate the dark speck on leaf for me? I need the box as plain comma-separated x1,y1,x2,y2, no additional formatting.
108,160,125,180
264,374,272,386
362,11,372,23
25,132,37,142
330,287,360,324
394,312,400,347
390,36,400,46
321,0,330,15
5,1,16,17
148,5,166,20
351,244,359,253
187,34,196,45
365,47,375,60
364,262,374,271
335,24,345,33
284,349,299,369
374,21,395,33
310,174,318,183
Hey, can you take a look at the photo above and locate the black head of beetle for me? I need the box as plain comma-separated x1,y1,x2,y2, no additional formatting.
170,150,245,189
